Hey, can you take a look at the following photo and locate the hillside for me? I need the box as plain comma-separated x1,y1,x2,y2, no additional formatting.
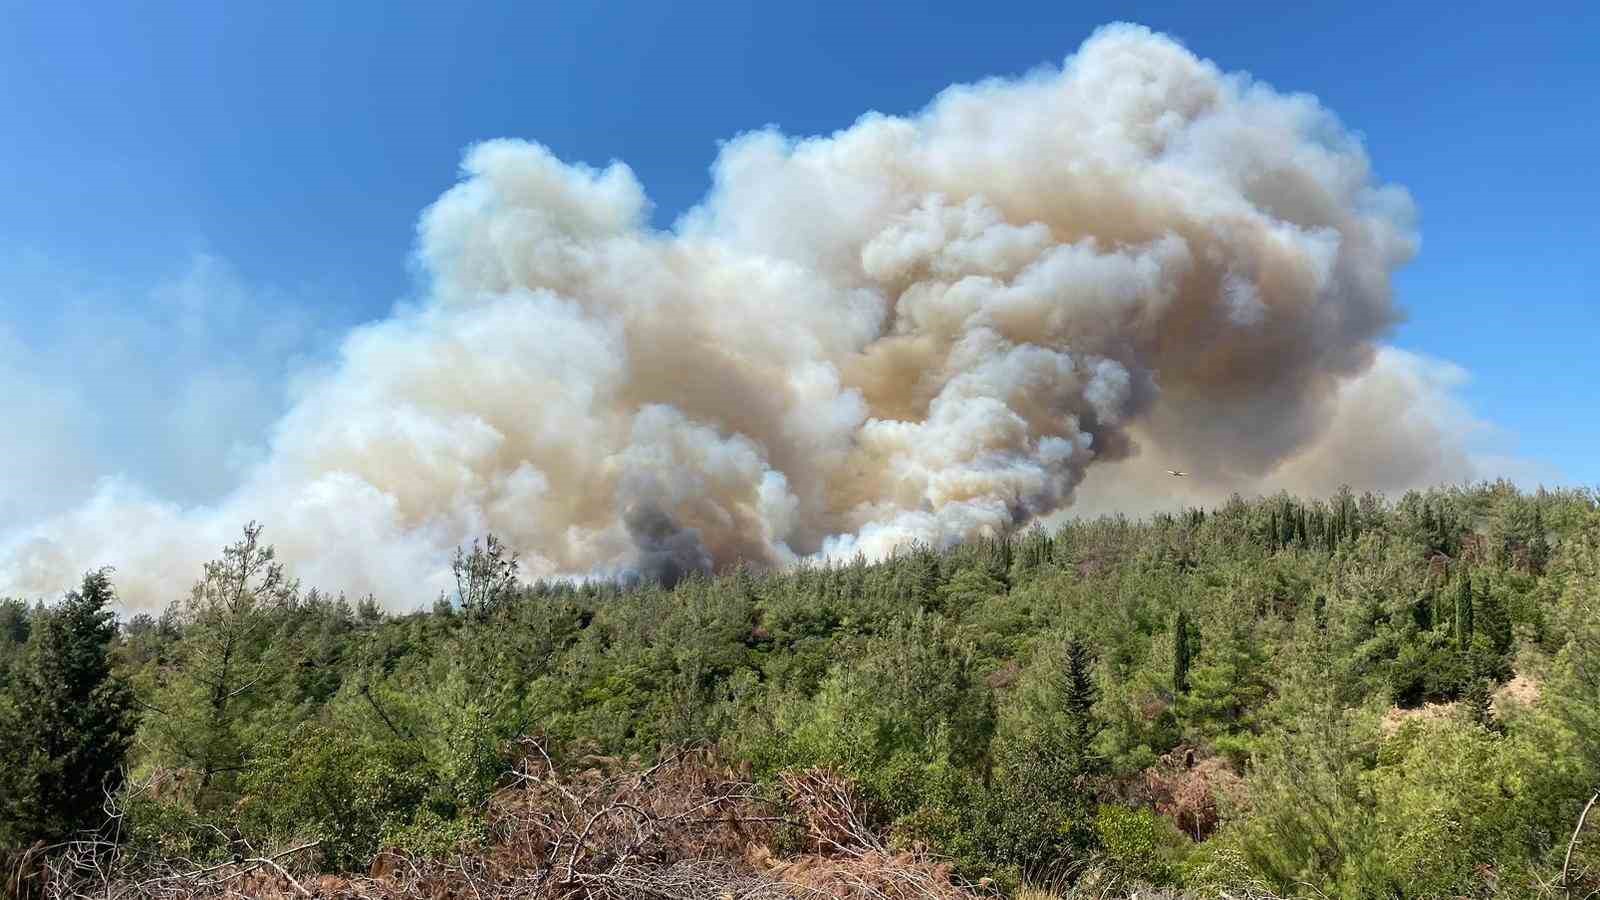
3,481,1599,898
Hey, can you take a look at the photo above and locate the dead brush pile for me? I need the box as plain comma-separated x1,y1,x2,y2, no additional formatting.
766,769,990,900
32,742,996,900
1132,747,1246,842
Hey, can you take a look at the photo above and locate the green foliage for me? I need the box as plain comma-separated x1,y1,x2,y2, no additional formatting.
1387,630,1472,707
1456,572,1475,651
1226,637,1382,896
381,806,490,858
1549,502,1600,772
1177,843,1276,898
938,563,1007,612
1060,634,1103,752
1094,804,1189,884
142,523,297,808
743,609,993,811
0,569,137,845
1365,717,1579,897
239,721,430,870
9,482,1593,896
118,781,233,862
979,634,1107,878
0,598,32,687
1177,624,1267,763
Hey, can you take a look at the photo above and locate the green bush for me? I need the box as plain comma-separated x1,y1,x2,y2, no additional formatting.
1094,804,1189,885
118,780,233,863
239,721,430,870
1366,717,1581,897
381,807,490,858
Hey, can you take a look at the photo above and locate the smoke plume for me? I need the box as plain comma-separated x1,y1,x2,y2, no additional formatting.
1,24,1499,607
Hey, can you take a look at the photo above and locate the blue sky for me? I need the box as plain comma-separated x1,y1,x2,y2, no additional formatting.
2,0,1596,521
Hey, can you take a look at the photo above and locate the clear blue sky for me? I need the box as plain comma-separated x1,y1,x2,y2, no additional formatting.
2,0,1596,507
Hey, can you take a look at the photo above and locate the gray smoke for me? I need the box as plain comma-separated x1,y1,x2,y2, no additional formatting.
0,24,1509,609
621,503,713,588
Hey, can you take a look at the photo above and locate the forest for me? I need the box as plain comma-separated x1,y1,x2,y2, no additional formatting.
2,481,1598,899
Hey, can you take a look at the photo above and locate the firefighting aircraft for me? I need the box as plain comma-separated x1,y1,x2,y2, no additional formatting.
1166,469,1189,477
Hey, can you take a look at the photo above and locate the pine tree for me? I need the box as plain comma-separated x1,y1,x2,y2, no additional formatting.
451,534,521,621
992,534,1013,578
1412,589,1434,632
147,523,295,803
0,569,137,844
356,594,383,626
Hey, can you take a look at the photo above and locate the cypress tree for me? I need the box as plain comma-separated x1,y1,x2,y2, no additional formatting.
1462,679,1499,732
1455,573,1475,651
0,569,137,844
994,534,1014,576
1174,609,1193,695
1061,633,1103,761
1477,586,1513,659
1529,503,1550,574
995,632,1104,871
1412,589,1434,631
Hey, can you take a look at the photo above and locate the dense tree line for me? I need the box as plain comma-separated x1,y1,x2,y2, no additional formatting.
2,482,1598,897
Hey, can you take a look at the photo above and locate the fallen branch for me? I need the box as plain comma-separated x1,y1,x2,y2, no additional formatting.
1565,788,1600,896
35,742,1003,900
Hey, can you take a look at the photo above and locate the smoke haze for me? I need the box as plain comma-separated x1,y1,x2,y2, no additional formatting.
0,24,1525,608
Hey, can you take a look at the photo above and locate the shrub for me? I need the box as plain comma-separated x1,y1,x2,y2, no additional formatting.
1093,804,1188,884
239,720,431,870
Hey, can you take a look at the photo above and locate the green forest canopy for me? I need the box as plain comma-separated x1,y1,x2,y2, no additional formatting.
3,481,1598,898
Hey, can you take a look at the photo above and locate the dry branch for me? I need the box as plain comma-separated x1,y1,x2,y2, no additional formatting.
35,742,1005,900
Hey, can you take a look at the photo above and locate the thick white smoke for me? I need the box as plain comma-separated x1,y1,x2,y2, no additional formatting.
2,24,1489,608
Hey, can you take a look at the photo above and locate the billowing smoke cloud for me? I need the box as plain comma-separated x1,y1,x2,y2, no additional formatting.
1064,345,1548,520
1,24,1512,608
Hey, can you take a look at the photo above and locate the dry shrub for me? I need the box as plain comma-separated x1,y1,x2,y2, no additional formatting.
1491,673,1540,716
984,660,1022,692
778,768,882,856
769,850,991,900
768,768,998,900
484,740,782,878
4,841,48,900
1378,700,1455,737
37,743,995,900
1135,747,1245,842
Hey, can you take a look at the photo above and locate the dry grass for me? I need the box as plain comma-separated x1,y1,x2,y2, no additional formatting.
1378,700,1457,736
1492,673,1541,716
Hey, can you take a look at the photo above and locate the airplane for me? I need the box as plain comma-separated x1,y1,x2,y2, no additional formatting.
1166,469,1189,478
